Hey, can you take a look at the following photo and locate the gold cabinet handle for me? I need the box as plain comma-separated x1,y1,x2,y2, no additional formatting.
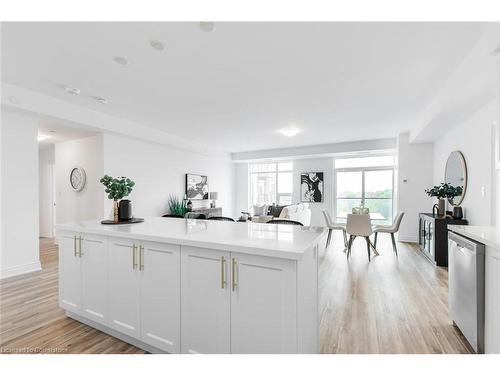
74,235,77,257
132,244,137,269
78,236,83,257
221,256,226,289
139,245,144,271
231,257,238,292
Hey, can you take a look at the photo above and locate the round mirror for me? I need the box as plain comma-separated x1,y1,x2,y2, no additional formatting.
445,151,467,206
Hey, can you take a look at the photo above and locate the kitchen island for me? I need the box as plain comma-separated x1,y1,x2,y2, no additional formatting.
56,217,326,354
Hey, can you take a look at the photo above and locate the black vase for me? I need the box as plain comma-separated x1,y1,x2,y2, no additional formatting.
452,206,463,219
119,199,132,221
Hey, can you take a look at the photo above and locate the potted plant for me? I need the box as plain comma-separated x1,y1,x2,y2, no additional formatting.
167,195,188,217
100,175,135,222
425,183,463,216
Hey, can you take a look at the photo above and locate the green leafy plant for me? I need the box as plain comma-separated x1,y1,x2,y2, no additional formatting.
168,195,188,217
425,183,463,199
100,175,135,201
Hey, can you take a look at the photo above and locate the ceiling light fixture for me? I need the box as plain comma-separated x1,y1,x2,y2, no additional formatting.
37,134,50,142
199,22,216,32
64,86,81,95
94,96,108,104
113,56,128,65
277,126,301,137
150,40,165,51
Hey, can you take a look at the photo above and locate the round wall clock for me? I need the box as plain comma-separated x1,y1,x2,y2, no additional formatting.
70,166,86,192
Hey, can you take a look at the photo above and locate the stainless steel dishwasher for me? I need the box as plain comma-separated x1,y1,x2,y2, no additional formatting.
448,231,485,353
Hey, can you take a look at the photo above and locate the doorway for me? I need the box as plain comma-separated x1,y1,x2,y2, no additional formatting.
39,144,55,238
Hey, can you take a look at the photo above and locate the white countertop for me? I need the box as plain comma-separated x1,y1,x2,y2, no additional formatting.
56,217,327,260
448,225,500,249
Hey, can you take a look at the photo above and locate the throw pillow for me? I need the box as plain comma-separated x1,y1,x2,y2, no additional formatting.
269,205,286,217
253,204,266,216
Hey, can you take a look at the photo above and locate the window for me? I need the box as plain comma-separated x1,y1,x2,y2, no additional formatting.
249,162,293,209
335,156,395,225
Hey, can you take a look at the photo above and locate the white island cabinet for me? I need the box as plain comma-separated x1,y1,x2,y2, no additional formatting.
181,246,230,354
57,217,325,354
59,231,107,324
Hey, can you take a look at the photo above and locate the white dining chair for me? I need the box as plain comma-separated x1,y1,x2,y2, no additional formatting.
352,207,370,215
346,213,379,261
373,212,405,256
322,209,347,251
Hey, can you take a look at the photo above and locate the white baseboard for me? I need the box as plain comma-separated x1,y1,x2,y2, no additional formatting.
0,261,42,280
397,235,418,243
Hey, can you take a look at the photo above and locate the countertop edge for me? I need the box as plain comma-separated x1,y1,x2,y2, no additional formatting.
448,225,500,249
55,222,327,261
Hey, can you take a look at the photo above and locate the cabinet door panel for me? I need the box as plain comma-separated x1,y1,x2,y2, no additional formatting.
181,246,230,354
59,232,81,313
81,235,108,324
485,248,500,353
230,253,297,353
108,238,141,338
140,241,181,353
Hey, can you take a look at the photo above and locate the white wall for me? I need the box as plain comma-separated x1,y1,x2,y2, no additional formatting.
234,163,249,218
232,138,397,161
433,99,498,226
39,145,55,237
102,133,235,219
55,135,104,224
495,32,500,227
0,109,2,276
0,111,40,279
397,133,434,242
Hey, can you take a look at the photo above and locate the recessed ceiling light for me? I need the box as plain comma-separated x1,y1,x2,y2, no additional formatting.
37,134,50,142
150,40,165,51
49,130,56,133
199,22,216,32
64,86,81,95
113,56,128,65
94,96,108,104
277,126,301,137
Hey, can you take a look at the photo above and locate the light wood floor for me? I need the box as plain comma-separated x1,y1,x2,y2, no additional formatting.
0,235,471,354
319,232,471,353
0,238,144,354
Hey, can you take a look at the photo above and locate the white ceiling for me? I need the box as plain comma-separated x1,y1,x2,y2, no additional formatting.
0,22,491,152
38,118,97,144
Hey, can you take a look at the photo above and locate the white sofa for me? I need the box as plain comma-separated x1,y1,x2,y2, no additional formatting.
251,203,311,226
278,203,311,226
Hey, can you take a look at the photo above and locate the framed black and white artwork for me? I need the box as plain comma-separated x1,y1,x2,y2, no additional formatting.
185,174,209,200
301,172,324,203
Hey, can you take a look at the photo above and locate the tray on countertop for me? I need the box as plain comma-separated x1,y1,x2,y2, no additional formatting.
101,218,144,225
